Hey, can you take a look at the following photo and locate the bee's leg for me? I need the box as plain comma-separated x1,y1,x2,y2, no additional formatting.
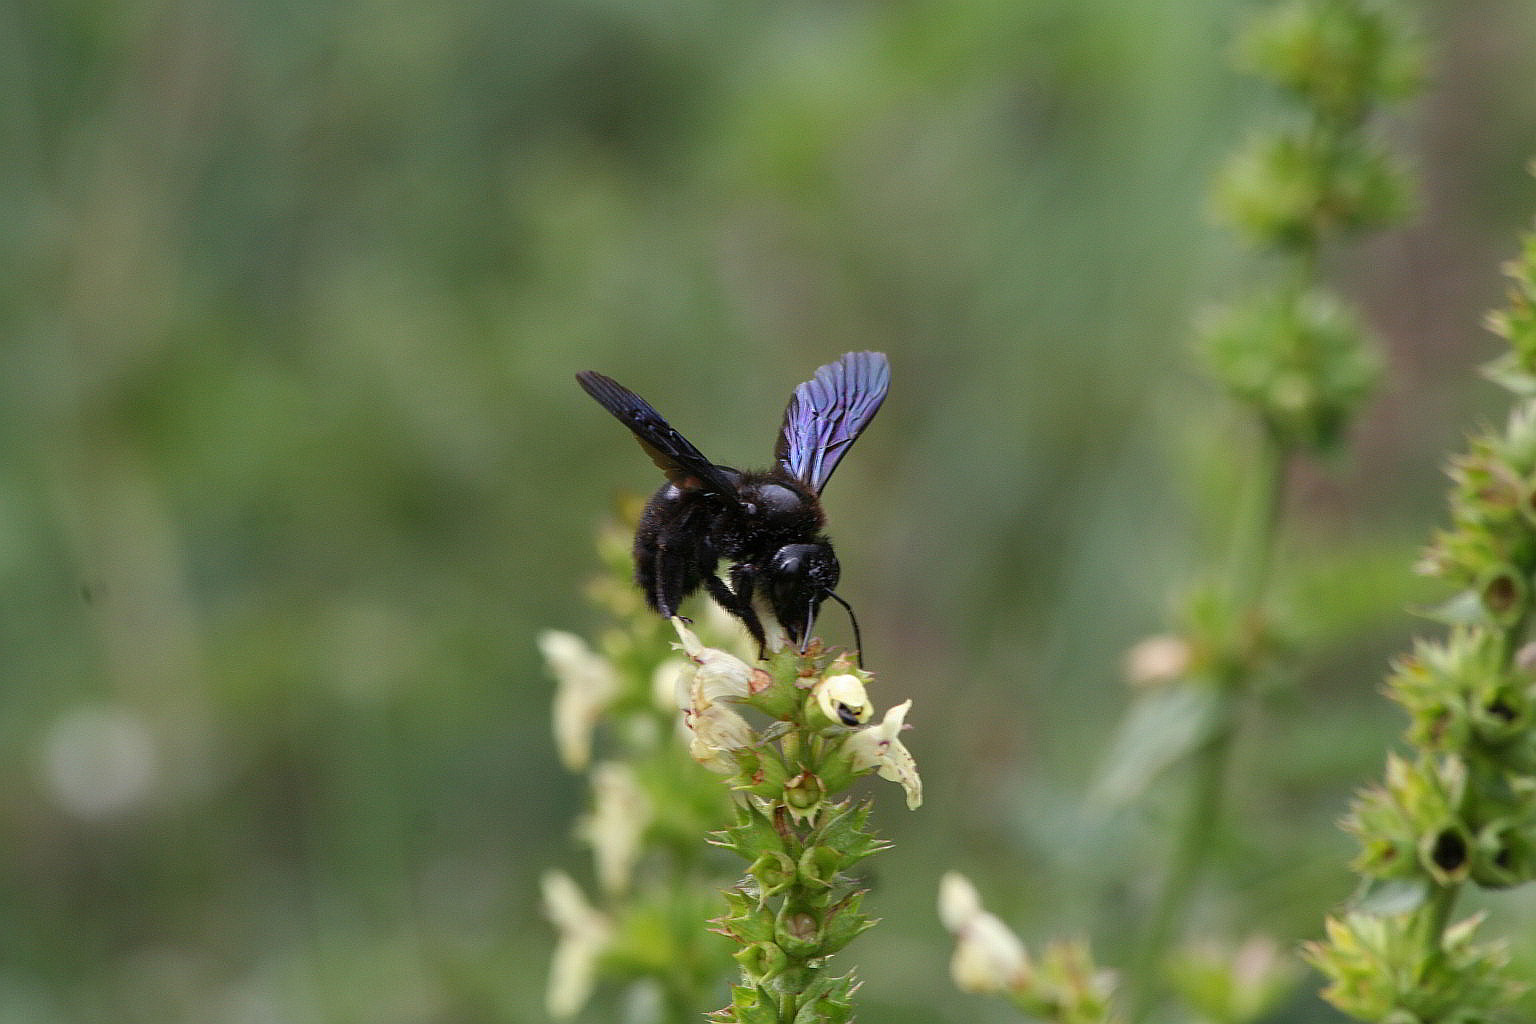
650,543,708,622
633,535,663,614
705,569,766,658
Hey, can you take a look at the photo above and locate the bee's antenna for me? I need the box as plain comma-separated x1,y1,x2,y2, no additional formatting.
824,590,864,666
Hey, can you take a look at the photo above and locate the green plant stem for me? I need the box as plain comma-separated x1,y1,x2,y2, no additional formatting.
1419,880,1462,968
1128,432,1291,1023
1229,425,1291,612
1128,711,1238,1021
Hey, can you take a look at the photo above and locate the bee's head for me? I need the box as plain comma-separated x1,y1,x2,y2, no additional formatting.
768,542,841,652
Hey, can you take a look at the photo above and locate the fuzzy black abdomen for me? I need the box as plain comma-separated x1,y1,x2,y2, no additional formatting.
634,483,719,617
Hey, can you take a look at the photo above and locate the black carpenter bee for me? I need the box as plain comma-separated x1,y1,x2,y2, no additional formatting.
576,352,890,659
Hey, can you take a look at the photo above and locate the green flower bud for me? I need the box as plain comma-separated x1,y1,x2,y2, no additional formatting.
797,845,842,891
1489,234,1536,377
814,801,891,867
733,940,788,983
815,738,858,795
715,889,776,946
1468,822,1534,889
1199,288,1380,453
783,771,827,825
746,646,810,720
735,744,793,799
1468,679,1532,751
1215,130,1412,249
1237,0,1421,123
748,850,797,898
1307,910,1524,1021
1347,754,1467,880
725,984,778,1024
775,905,822,958
800,989,856,1024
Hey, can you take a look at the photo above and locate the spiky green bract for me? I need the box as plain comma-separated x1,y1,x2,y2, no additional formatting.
1305,912,1523,1023
1199,288,1381,454
688,630,918,1023
1237,0,1421,124
1309,191,1536,1022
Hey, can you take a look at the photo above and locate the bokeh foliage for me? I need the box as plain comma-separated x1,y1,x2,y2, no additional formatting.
5,0,1536,1021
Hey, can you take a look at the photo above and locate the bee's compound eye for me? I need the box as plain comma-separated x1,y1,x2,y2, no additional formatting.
835,701,864,727
772,543,823,579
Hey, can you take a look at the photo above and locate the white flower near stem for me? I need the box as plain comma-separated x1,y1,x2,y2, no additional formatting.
672,617,756,705
846,698,922,809
651,657,689,714
687,701,756,773
541,869,613,1018
815,673,872,727
540,630,620,771
580,762,651,895
938,871,1031,994
672,618,758,772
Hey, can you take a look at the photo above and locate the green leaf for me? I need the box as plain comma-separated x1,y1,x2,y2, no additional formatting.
1414,589,1489,627
1091,684,1225,806
1354,875,1431,915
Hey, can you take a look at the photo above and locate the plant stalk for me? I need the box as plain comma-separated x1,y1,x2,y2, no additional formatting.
1128,430,1290,1022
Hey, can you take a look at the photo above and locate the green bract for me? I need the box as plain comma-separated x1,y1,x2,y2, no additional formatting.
1199,287,1380,454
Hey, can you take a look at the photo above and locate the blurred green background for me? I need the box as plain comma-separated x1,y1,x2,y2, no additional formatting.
7,0,1536,1021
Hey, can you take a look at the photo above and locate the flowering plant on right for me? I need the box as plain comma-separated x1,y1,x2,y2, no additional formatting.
1304,186,1536,1022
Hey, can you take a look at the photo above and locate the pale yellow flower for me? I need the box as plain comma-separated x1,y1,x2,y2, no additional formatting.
579,762,651,895
540,631,620,771
671,619,758,772
815,673,872,726
938,872,1031,994
846,699,921,809
672,617,755,707
937,869,983,932
685,700,756,773
541,870,613,1018
651,657,689,714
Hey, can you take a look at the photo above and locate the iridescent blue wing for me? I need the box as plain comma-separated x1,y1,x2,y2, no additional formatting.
774,352,890,494
577,371,740,498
